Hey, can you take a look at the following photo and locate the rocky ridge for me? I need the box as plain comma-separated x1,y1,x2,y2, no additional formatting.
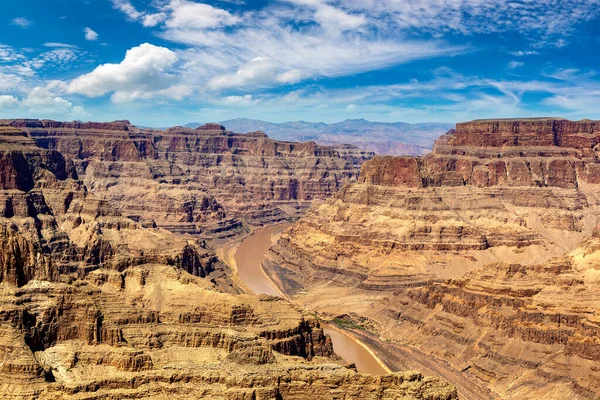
0,124,455,399
0,119,372,239
0,126,229,288
265,118,600,399
218,118,454,156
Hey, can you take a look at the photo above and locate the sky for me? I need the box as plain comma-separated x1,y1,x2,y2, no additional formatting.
1,0,600,126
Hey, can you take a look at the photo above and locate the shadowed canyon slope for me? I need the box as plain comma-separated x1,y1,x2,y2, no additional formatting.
265,118,600,399
0,123,456,399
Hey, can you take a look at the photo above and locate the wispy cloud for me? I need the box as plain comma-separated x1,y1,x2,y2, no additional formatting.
194,67,600,122
103,0,600,98
10,17,33,28
508,61,525,69
38,48,80,65
84,27,99,41
321,0,600,37
109,0,468,92
542,67,598,80
509,50,540,56
0,43,83,94
0,44,25,62
43,42,79,49
111,0,167,27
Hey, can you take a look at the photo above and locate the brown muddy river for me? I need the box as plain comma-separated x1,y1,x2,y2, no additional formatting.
234,223,388,375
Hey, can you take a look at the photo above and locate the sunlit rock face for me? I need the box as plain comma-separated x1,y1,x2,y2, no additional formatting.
0,124,454,399
267,118,600,399
1,119,373,239
0,125,233,288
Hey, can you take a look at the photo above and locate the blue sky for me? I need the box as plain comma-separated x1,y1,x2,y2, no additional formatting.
1,0,600,126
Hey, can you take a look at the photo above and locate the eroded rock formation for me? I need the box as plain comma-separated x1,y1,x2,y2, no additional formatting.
0,127,228,288
0,123,454,399
266,118,600,399
0,119,372,238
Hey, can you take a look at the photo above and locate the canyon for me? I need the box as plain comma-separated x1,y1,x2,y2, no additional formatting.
5,116,600,399
0,120,456,399
231,223,390,376
1,119,372,238
265,118,600,399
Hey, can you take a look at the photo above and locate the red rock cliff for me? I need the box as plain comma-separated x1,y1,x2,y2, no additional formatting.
0,119,373,237
267,117,600,399
359,118,600,189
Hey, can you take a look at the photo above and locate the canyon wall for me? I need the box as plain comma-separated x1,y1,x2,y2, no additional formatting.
0,126,231,288
0,123,455,399
2,257,457,399
266,118,600,399
1,119,372,238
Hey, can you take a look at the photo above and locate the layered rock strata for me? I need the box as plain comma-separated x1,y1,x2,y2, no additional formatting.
0,127,230,288
2,262,457,399
0,125,454,399
266,118,600,399
0,119,372,238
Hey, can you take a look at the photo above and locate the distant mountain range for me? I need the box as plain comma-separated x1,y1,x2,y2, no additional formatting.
178,118,455,156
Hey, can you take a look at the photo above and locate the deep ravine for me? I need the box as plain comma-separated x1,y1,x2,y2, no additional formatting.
233,223,389,375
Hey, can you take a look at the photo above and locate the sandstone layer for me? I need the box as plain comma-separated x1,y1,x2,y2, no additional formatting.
0,119,372,239
266,118,600,399
0,124,454,399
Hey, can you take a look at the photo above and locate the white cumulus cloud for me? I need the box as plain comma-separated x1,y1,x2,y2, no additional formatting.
67,43,180,102
164,0,240,29
0,95,19,107
0,88,88,120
